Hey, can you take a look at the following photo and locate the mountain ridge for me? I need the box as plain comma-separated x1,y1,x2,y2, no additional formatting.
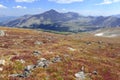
1,9,120,32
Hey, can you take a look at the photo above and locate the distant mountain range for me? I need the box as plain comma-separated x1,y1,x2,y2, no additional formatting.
0,15,17,23
1,9,120,32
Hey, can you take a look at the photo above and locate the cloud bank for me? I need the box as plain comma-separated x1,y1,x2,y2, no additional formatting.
13,5,27,9
0,4,7,9
96,0,120,5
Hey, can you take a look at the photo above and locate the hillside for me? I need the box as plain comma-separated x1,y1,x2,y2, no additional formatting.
94,27,120,37
1,9,120,32
0,27,120,80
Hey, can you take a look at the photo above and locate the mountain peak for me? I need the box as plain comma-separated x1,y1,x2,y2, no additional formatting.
44,9,59,14
49,9,57,12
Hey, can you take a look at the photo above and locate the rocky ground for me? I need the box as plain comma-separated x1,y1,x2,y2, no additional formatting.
0,27,120,80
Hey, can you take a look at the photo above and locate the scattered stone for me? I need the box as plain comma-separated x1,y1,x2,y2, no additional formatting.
92,70,98,75
68,47,76,51
0,30,5,36
36,58,49,68
52,55,61,63
9,74,21,77
9,73,28,78
33,50,41,56
34,41,43,45
9,65,36,78
22,71,30,78
0,59,5,66
75,71,86,80
75,66,92,80
10,56,62,78
24,65,36,71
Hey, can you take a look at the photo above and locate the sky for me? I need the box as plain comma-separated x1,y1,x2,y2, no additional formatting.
0,0,120,16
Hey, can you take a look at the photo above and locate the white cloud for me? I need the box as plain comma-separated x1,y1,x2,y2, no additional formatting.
13,5,27,9
62,8,66,11
15,0,36,3
49,0,83,4
0,4,7,9
96,0,120,5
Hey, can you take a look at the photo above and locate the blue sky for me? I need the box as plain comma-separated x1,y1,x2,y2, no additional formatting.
0,0,120,16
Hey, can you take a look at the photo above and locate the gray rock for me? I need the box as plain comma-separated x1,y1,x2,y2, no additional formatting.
15,65,36,78
9,74,22,77
52,55,61,63
22,71,31,78
92,70,98,75
36,58,49,68
75,71,86,80
24,65,36,71
75,66,87,80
